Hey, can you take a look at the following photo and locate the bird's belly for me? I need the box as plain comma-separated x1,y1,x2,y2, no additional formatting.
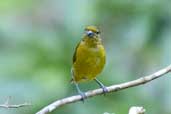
73,49,105,83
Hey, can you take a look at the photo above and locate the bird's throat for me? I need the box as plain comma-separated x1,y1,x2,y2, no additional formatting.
83,37,101,47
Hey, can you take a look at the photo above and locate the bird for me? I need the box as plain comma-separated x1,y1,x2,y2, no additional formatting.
71,25,107,100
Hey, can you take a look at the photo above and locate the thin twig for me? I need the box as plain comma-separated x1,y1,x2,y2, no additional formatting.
36,65,171,114
0,96,31,108
0,103,31,108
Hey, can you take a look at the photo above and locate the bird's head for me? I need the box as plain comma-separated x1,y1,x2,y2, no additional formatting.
84,26,100,38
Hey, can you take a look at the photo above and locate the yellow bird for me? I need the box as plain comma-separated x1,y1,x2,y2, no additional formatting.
71,25,107,100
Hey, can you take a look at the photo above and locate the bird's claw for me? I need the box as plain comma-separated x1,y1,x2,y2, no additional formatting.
79,91,87,102
101,86,108,96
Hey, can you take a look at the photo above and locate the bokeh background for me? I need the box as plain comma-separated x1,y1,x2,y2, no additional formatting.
0,0,171,114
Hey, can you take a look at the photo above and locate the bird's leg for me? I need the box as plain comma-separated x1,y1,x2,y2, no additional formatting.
94,78,108,95
71,68,86,101
74,83,87,102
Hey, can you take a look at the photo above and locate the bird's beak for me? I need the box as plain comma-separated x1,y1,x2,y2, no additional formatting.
86,30,94,38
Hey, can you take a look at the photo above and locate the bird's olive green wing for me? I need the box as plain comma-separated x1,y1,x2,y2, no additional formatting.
72,41,81,63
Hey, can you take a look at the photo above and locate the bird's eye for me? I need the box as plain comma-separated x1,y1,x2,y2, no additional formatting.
96,31,100,34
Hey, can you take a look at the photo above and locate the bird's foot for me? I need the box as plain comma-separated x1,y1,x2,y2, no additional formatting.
94,78,108,96
78,91,87,102
101,86,108,96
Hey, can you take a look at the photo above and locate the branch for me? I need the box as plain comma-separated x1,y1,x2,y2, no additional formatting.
0,103,31,108
0,96,31,108
36,64,171,114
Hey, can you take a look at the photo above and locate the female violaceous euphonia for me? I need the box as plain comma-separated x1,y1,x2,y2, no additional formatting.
71,25,107,100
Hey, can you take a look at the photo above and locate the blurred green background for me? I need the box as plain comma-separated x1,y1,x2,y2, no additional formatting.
0,0,171,114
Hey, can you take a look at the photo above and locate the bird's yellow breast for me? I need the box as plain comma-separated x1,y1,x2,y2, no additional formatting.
72,38,106,83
